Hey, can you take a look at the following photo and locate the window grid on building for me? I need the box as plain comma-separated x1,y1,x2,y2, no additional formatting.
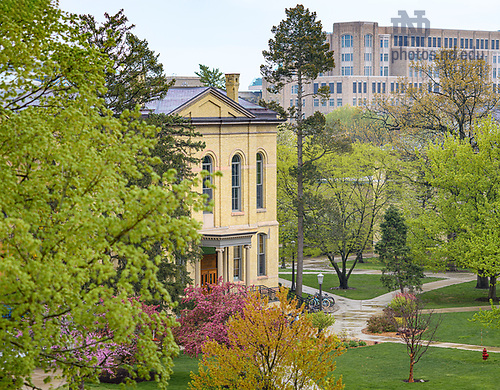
256,153,264,209
231,154,241,211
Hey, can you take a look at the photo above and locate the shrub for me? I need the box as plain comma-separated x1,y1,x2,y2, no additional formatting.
341,339,367,349
367,308,397,333
306,310,335,335
388,293,417,316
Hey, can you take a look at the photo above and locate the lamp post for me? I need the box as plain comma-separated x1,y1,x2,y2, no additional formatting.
317,273,324,312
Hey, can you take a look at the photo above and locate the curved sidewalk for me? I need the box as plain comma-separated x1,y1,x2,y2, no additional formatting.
279,270,500,353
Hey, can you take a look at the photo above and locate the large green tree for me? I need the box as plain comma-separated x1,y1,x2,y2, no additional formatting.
411,118,500,300
261,4,334,297
80,10,205,303
372,48,500,288
304,144,395,289
0,1,203,387
371,48,500,148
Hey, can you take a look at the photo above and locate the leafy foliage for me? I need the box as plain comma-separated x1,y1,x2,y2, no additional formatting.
195,64,225,89
325,106,394,147
370,48,499,148
306,310,335,335
410,118,500,299
174,281,249,357
79,9,172,114
0,1,203,388
189,288,344,390
80,10,206,304
474,302,500,329
376,206,424,293
366,309,397,334
304,144,396,289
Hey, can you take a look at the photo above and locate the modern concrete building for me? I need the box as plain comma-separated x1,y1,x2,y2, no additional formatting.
262,20,500,117
145,74,283,289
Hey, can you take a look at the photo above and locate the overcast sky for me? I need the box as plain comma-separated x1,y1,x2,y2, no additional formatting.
59,0,500,89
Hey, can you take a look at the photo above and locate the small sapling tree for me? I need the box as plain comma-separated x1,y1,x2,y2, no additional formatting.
389,294,441,383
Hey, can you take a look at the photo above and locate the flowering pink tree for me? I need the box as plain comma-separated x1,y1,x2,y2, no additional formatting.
174,281,249,356
46,297,175,382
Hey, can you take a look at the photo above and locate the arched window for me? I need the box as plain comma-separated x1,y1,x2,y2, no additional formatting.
256,152,264,209
231,154,241,211
258,234,266,276
342,34,353,48
364,34,373,47
202,155,213,209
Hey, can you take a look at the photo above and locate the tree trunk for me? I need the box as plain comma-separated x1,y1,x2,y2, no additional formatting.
356,250,364,264
337,255,350,289
408,356,414,383
488,276,497,300
337,273,349,289
476,275,489,289
295,71,304,298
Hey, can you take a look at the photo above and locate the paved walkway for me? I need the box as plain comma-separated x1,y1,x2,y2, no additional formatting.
279,258,500,353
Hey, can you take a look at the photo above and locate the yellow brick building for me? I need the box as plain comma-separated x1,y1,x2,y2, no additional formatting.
146,74,283,289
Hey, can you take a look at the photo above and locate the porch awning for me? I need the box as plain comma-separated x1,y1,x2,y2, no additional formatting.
200,231,257,249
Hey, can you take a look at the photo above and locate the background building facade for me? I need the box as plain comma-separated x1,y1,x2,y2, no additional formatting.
263,21,500,117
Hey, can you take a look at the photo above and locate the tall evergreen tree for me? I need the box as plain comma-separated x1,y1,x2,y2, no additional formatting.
261,4,335,297
376,206,424,293
79,10,205,303
79,9,172,113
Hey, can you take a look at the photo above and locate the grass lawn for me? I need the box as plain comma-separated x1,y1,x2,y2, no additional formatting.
279,273,441,300
345,257,385,271
420,281,492,309
86,353,198,390
428,311,500,347
86,340,500,390
336,343,499,389
280,256,385,272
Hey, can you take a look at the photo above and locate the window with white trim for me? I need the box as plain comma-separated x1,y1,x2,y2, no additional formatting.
233,246,242,281
257,234,266,276
202,155,213,211
256,152,264,209
231,154,241,211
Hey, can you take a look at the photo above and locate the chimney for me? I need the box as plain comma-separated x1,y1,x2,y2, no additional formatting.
225,73,240,103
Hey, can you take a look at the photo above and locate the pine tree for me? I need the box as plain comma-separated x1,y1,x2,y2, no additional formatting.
261,4,334,297
376,206,424,293
195,64,225,89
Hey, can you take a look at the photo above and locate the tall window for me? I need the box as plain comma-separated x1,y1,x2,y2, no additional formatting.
202,155,213,210
256,153,264,209
233,246,242,281
341,34,353,48
231,154,241,211
258,234,266,276
364,34,373,47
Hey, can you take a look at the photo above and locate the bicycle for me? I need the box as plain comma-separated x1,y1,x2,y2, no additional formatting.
306,293,335,311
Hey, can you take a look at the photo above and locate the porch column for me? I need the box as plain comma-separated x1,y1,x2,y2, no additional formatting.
216,248,224,284
195,258,200,286
228,247,234,283
222,248,228,282
244,245,251,286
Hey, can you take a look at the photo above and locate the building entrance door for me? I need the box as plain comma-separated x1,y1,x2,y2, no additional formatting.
201,253,217,286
